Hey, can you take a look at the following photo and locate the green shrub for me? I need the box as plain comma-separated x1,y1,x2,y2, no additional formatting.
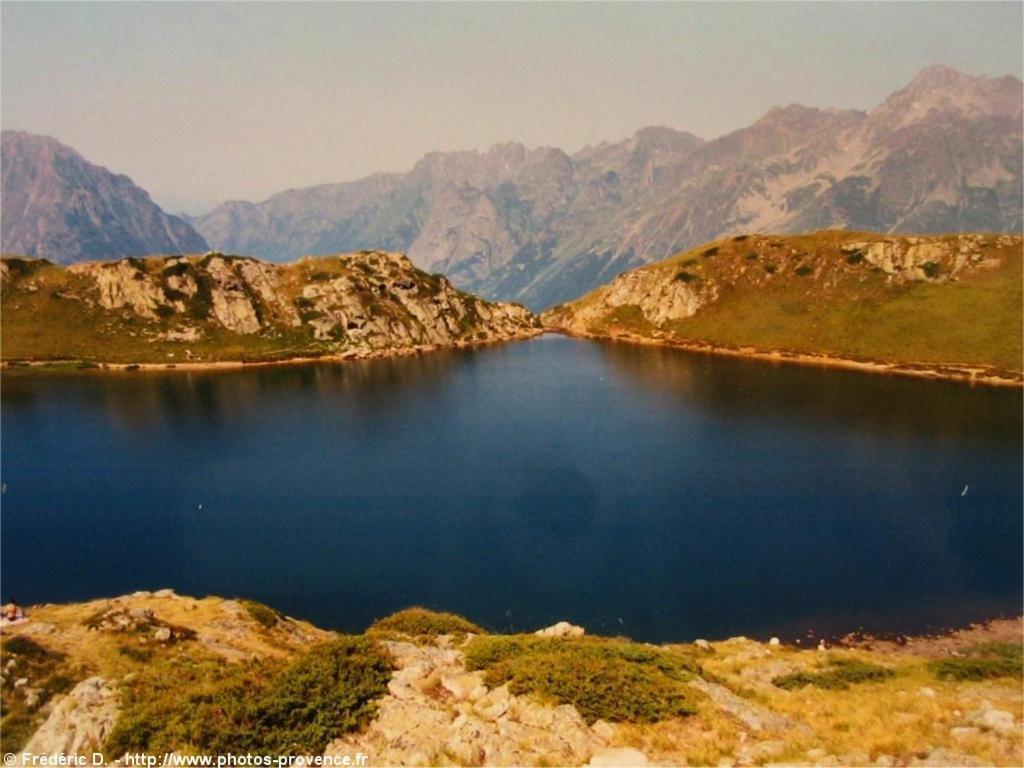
241,599,283,629
732,235,749,242
368,607,483,638
464,635,701,723
675,270,698,283
308,271,331,282
765,264,777,274
105,638,392,758
702,247,719,258
795,265,813,277
930,643,1022,681
746,252,759,260
845,251,864,265
773,658,895,691
680,258,698,267
922,261,941,279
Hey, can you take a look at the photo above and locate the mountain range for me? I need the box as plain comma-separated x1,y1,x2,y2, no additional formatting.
1,131,208,263
193,66,1022,308
3,66,1021,309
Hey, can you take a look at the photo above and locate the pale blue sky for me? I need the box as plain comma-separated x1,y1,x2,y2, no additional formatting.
3,2,1022,213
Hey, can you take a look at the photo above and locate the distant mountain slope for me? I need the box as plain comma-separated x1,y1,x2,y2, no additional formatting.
1,131,208,264
542,231,1023,384
194,66,1023,310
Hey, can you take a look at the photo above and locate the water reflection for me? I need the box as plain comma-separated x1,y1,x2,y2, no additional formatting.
600,340,1022,450
2,336,1020,642
2,347,473,433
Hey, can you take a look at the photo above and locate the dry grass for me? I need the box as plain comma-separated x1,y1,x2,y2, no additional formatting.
549,231,1023,373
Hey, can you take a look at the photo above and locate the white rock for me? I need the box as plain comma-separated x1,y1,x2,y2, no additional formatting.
917,687,936,698
587,747,649,766
950,726,980,739
535,620,585,638
969,702,1016,736
440,671,488,702
23,677,118,757
695,639,713,651
768,637,781,646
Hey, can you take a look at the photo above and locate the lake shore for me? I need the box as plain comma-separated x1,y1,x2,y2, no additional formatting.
548,327,1024,388
0,328,545,373
4,325,1021,387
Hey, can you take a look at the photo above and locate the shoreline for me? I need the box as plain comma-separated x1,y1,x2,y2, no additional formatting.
547,327,1024,388
5,590,1020,655
0,328,546,374
3,326,1020,387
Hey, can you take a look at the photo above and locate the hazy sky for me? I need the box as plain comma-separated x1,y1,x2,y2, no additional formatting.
3,2,1022,214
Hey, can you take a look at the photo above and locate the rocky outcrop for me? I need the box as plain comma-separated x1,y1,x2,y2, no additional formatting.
22,677,119,759
1,131,208,265
325,638,610,766
2,250,540,364
542,231,1023,382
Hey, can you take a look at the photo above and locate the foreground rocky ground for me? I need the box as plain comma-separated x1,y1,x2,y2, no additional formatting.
1,593,1020,766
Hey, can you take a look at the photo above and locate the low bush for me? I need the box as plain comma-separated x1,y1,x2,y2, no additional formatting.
773,658,895,691
795,265,813,277
845,251,864,265
464,635,702,723
675,270,698,283
930,642,1022,681
368,607,484,638
922,261,941,279
105,638,392,758
703,247,719,258
241,599,283,629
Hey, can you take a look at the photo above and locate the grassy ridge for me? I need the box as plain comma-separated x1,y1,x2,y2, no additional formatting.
546,231,1023,374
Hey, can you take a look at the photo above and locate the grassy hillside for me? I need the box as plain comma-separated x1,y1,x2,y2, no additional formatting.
0,251,538,366
2,595,1021,766
544,231,1023,377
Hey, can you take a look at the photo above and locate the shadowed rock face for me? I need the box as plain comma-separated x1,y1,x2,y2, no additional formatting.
1,131,209,264
194,66,1022,310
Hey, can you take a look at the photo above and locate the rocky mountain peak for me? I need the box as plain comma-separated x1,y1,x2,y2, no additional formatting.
871,65,1023,130
1,130,208,264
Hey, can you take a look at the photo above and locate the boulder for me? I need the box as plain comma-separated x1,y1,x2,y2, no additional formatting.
535,621,585,638
587,747,649,766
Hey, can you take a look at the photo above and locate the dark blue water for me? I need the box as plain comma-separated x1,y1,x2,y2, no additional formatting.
2,335,1021,642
